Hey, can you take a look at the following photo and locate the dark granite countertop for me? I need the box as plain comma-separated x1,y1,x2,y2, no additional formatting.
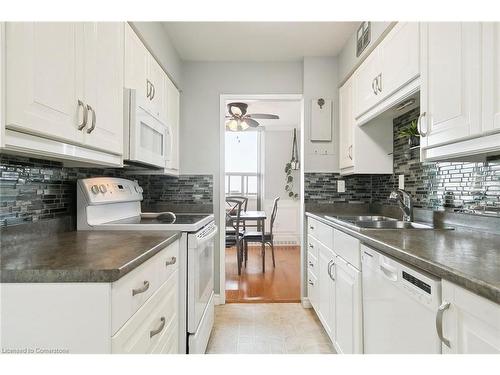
306,211,500,304
1,230,181,283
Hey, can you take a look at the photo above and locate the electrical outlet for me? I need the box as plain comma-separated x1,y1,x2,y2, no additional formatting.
398,175,405,189
337,180,346,193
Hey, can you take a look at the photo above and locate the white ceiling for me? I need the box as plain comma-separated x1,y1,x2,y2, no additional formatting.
225,100,301,130
163,22,358,61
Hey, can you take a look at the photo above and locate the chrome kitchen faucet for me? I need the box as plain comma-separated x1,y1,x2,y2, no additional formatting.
389,189,413,222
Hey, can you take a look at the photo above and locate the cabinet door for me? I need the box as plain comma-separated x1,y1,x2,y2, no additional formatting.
6,22,82,144
82,22,124,155
339,79,354,169
166,77,180,171
378,22,420,99
124,23,149,110
420,22,481,148
441,280,500,354
353,49,380,118
318,244,335,341
148,57,167,124
481,22,500,134
335,256,362,354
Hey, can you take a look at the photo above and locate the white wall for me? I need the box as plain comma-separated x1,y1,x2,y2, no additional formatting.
130,22,183,88
303,56,340,172
180,61,303,294
263,129,301,244
338,22,394,84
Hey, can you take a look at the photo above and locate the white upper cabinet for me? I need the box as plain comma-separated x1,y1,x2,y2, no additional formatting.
481,22,500,134
353,48,380,119
82,22,124,155
441,280,500,354
4,22,124,165
378,22,420,100
165,77,180,173
420,22,482,148
354,22,420,122
420,22,500,161
338,75,393,176
339,78,354,170
6,23,81,144
124,23,149,108
124,23,167,124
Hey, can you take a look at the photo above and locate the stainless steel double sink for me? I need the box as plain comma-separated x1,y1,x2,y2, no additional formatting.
324,215,452,230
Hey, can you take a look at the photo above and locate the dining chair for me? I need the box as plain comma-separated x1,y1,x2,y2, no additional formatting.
225,198,245,275
225,195,248,231
242,197,279,271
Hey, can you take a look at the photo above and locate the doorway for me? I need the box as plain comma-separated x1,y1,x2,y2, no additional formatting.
220,95,304,303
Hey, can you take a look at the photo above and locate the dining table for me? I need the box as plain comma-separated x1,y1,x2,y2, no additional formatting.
229,210,268,272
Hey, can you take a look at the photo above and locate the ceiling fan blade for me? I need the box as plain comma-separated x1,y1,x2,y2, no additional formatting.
244,118,260,127
246,113,280,120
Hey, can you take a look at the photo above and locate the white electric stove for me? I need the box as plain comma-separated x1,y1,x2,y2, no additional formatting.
77,177,216,354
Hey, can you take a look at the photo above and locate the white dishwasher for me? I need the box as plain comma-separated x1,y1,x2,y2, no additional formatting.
361,244,442,353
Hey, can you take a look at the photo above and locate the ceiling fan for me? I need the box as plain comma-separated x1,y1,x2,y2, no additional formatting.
225,102,279,131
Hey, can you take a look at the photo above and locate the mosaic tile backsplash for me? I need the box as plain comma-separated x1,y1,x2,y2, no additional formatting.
0,154,213,227
305,107,500,212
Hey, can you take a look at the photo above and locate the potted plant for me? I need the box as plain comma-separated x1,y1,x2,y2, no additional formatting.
398,119,420,148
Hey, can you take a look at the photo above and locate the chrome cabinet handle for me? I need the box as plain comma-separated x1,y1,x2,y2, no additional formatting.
77,100,88,130
417,111,428,137
348,145,353,160
151,82,155,100
150,317,166,338
309,226,315,230
372,78,378,95
308,280,314,286
377,73,382,92
328,260,335,281
436,301,451,348
132,280,150,296
308,261,314,267
86,105,96,134
308,243,314,248
165,256,176,267
146,79,151,99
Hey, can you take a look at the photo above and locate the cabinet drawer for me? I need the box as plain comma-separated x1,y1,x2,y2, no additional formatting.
307,251,318,274
112,270,178,354
333,229,361,269
111,241,179,334
307,217,334,249
307,234,319,260
154,240,179,289
307,270,319,311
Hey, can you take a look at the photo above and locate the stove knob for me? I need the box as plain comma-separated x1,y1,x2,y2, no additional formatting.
99,184,107,194
135,186,143,193
91,185,99,195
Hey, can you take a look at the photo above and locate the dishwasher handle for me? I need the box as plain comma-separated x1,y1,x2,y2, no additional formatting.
379,262,398,281
436,301,451,348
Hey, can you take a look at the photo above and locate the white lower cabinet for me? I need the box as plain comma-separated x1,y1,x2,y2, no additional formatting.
306,218,363,354
317,244,336,341
333,247,363,354
441,280,500,354
0,240,180,354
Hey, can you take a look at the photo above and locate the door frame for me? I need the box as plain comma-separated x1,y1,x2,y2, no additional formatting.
218,93,304,304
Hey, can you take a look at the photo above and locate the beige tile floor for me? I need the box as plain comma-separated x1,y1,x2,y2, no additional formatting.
206,303,336,354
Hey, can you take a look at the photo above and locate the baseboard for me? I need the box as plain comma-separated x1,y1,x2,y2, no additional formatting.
301,297,312,309
213,293,225,305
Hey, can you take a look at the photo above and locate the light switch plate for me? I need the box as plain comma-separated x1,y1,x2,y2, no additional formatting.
398,175,405,189
337,180,346,193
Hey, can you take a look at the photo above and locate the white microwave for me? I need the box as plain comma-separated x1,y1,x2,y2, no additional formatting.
123,88,172,169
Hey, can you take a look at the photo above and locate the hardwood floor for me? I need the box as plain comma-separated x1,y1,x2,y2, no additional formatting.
225,245,301,303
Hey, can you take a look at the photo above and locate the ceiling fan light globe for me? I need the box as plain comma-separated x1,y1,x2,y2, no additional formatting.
226,119,239,131
240,121,250,131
